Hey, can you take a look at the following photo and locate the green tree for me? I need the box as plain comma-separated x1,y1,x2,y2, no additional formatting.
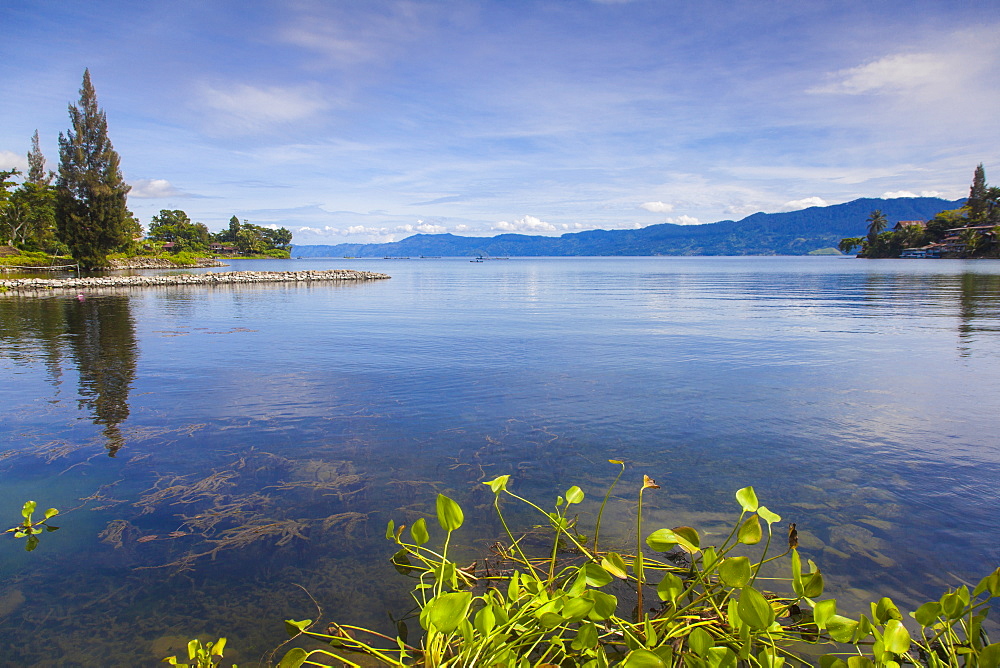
264,226,293,249
27,130,52,186
926,209,967,241
148,210,210,251
967,163,988,222
55,69,134,268
838,237,863,255
236,227,267,255
866,209,888,243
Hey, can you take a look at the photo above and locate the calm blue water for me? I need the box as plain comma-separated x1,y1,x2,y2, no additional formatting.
1,256,999,665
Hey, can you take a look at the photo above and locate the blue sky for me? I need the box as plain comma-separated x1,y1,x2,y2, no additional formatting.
2,1,998,244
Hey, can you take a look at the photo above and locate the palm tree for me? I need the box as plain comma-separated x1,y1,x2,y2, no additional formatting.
866,209,888,241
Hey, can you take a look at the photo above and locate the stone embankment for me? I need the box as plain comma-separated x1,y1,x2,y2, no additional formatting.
0,270,391,295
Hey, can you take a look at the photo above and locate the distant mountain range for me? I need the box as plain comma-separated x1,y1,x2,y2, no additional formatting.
290,197,963,258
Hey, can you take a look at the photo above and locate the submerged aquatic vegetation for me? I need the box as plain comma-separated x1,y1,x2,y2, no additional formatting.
275,463,1000,667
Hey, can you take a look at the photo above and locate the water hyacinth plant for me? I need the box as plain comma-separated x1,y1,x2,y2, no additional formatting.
5,500,59,551
276,463,1000,667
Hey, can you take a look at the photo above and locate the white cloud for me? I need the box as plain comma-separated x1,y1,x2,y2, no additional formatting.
416,222,447,234
640,201,674,213
560,222,587,230
198,82,329,133
724,203,761,217
0,150,27,171
810,52,952,95
130,178,186,198
666,215,701,225
454,224,470,233
778,197,828,212
883,190,944,198
492,215,557,233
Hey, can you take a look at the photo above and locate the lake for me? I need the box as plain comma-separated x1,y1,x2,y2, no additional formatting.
1,256,999,666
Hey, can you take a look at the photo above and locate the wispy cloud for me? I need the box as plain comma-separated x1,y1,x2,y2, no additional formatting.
196,82,330,134
666,215,700,226
809,53,952,95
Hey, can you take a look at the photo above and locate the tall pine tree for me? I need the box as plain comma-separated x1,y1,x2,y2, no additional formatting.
27,130,52,186
56,69,133,268
967,163,988,223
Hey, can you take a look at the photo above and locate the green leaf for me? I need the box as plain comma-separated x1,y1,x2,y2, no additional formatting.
803,571,824,598
736,487,759,512
873,597,902,624
565,485,585,504
586,590,618,621
846,657,874,668
427,591,472,633
757,506,781,525
572,622,599,650
187,639,199,661
284,619,312,637
719,556,752,588
979,642,1000,668
211,637,226,656
435,494,464,532
973,568,1000,598
25,535,38,551
277,647,308,668
913,601,941,627
791,549,803,596
940,590,965,620
474,604,495,636
814,599,837,630
410,517,429,545
737,586,774,630
623,649,667,668
21,500,35,520
689,627,714,657
819,656,848,668
657,572,684,603
583,562,613,587
708,646,737,668
43,508,58,520
484,475,510,494
384,519,395,540
601,552,629,579
882,619,911,655
563,595,596,621
647,527,700,553
737,515,762,545
645,529,678,552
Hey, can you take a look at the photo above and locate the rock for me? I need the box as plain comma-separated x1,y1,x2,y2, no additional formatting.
0,270,391,295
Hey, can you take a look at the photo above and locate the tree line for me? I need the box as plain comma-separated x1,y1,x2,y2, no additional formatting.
147,210,291,257
0,70,292,268
840,164,1000,258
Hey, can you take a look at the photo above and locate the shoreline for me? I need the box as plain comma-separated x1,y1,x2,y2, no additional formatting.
0,269,391,295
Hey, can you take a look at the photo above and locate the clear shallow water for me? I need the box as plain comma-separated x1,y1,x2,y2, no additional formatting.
1,256,999,665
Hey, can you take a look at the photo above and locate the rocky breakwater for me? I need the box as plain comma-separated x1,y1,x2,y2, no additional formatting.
107,257,227,269
0,269,391,295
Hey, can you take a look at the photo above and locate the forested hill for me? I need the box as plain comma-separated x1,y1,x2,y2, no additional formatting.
291,197,963,257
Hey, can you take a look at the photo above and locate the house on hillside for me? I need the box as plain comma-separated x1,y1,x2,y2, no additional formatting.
893,220,925,231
